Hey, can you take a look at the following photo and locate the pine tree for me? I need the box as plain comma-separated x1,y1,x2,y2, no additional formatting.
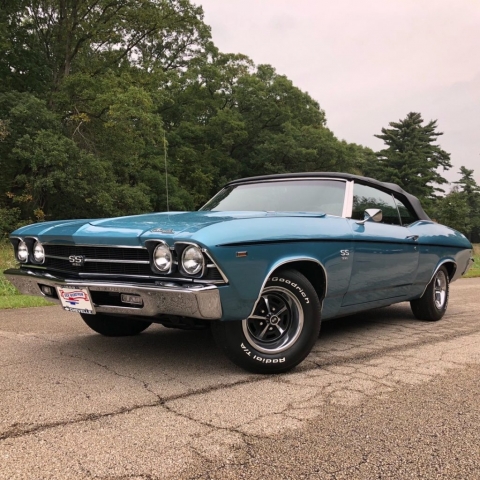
454,166,480,241
368,112,452,205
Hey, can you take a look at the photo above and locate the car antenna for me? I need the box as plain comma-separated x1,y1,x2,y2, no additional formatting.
163,130,170,213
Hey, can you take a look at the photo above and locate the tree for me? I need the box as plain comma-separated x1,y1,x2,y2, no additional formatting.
0,0,382,234
366,112,452,207
433,187,471,235
453,166,480,241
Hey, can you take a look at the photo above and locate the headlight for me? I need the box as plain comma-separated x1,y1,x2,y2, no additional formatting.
182,245,204,275
17,241,29,262
153,243,172,272
33,241,45,263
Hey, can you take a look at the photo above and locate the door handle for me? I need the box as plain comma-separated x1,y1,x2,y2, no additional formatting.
406,235,419,241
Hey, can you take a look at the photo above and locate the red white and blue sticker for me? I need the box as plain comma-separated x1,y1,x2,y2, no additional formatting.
57,286,95,314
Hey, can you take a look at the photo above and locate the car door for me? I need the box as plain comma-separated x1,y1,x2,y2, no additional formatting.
342,183,419,306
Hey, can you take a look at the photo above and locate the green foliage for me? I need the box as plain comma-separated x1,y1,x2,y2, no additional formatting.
431,167,480,241
0,0,371,234
366,112,452,206
433,188,471,234
448,167,480,241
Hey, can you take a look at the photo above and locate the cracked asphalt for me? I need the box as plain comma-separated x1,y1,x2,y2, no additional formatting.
0,278,479,479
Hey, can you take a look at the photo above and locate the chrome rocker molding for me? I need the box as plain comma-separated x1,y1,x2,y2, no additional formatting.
4,268,222,320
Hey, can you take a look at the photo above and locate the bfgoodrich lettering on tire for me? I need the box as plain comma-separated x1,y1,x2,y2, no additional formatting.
212,269,322,373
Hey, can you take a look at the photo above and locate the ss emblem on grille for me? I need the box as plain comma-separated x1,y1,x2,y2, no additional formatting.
68,255,85,267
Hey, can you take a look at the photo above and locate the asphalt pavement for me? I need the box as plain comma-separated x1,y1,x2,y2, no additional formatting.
0,278,479,479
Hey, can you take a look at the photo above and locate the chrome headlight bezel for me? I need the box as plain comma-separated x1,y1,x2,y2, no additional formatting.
181,245,205,276
33,241,45,264
152,242,173,273
17,241,29,263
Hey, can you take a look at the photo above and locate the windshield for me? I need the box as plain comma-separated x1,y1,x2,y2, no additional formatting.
200,179,346,216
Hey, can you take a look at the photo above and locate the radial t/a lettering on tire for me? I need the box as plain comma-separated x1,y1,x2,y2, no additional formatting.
212,269,322,373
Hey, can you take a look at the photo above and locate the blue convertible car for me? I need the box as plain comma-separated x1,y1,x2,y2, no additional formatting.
5,173,474,373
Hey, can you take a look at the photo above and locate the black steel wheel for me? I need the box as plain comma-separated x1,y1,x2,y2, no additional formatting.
410,266,450,321
212,269,322,373
80,313,152,336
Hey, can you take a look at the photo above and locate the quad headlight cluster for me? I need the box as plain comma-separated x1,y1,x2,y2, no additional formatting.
149,241,205,277
15,239,45,264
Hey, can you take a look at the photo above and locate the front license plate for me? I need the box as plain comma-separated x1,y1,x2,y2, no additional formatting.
57,286,95,314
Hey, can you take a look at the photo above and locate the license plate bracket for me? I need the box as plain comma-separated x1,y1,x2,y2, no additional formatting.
57,286,95,314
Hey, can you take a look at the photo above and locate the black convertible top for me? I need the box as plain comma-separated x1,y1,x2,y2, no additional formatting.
226,172,431,221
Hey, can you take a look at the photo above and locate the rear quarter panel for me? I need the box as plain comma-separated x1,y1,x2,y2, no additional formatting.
410,221,473,297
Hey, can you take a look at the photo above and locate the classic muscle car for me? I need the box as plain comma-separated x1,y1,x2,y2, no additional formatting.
5,173,474,373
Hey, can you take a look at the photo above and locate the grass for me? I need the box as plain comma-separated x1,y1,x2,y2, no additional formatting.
464,243,480,278
0,240,479,310
0,241,54,309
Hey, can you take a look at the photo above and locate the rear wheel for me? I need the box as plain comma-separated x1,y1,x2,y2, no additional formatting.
410,266,449,321
80,313,152,336
212,269,322,373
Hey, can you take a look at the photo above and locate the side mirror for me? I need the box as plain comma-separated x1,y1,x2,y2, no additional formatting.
356,208,383,225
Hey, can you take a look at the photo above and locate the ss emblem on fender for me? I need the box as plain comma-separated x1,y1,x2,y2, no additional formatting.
340,250,350,260
68,255,85,267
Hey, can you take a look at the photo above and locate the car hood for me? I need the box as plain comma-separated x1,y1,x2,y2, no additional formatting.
11,211,327,246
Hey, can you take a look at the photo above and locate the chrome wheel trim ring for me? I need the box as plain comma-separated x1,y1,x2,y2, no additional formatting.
242,286,304,354
433,270,448,309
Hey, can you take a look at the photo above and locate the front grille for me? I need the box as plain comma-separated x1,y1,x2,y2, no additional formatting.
45,245,148,261
43,245,151,277
40,244,227,283
45,257,152,276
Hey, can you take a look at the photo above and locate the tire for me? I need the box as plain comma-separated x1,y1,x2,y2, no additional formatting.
80,313,152,337
410,266,449,321
212,269,322,374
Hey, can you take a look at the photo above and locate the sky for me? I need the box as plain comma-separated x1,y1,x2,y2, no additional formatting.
196,0,480,187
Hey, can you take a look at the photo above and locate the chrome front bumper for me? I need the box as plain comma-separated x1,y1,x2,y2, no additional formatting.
4,268,222,320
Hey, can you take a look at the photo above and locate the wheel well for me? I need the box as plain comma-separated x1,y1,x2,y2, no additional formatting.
442,261,457,281
273,260,327,301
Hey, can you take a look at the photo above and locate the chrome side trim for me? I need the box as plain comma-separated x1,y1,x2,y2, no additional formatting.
247,257,328,318
4,268,222,320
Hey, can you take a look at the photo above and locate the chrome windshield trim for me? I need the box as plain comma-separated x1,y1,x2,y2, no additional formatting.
342,180,354,218
199,177,348,212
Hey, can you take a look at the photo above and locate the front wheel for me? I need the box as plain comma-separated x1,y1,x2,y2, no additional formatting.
212,269,322,373
80,313,152,336
410,266,450,321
